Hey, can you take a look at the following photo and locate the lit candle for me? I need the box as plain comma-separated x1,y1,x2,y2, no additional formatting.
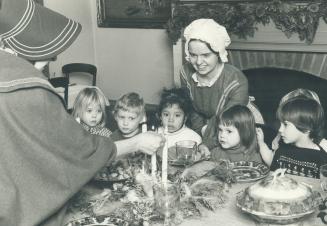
162,126,168,188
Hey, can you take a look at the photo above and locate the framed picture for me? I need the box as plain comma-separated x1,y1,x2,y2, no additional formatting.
97,0,171,29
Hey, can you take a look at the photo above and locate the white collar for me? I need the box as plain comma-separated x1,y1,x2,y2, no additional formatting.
191,63,224,87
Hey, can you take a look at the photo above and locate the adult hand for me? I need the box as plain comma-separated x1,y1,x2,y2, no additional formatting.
136,131,165,155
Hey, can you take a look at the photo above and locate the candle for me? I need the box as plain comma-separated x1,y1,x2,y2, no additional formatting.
161,127,168,189
141,117,157,179
151,152,157,179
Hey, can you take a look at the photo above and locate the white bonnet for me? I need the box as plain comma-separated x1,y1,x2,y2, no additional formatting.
184,19,231,63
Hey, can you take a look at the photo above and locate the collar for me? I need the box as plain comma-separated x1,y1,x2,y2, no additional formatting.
191,63,224,87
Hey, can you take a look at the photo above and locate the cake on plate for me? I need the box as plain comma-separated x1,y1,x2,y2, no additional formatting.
236,169,322,224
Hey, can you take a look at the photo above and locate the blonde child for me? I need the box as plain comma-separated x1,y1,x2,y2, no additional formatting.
211,105,262,163
257,98,327,178
111,92,145,141
72,87,112,137
157,88,202,159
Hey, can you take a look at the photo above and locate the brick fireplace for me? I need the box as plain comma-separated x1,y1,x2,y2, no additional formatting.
227,50,327,79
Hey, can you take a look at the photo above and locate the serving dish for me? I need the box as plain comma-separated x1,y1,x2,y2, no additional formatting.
236,169,322,224
65,216,127,226
229,161,269,182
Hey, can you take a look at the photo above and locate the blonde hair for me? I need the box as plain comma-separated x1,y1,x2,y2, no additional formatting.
72,87,108,126
113,92,145,116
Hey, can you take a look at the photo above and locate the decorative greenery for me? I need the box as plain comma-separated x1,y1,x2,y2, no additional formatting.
165,0,327,44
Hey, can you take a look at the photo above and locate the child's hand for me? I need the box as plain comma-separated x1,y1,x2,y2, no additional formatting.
272,133,281,151
198,143,210,158
256,127,265,143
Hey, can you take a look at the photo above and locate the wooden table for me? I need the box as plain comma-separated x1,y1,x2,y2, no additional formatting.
176,175,325,226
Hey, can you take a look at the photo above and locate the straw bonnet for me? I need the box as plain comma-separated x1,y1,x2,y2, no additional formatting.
0,0,81,61
184,19,231,63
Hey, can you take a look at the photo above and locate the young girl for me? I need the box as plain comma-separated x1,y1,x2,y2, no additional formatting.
258,98,327,178
72,87,112,137
211,105,262,163
157,87,202,159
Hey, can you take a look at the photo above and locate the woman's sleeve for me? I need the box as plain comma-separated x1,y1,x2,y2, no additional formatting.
223,72,249,111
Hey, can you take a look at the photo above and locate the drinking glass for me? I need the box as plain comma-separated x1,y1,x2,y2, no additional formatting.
175,140,197,165
320,164,327,192
153,182,180,218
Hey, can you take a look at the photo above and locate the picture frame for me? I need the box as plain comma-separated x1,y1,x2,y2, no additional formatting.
97,0,171,29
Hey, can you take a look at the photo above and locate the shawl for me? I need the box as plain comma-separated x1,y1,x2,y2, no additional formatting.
0,51,117,226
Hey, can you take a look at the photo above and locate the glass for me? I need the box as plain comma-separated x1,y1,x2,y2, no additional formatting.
320,164,327,192
175,140,197,165
153,182,180,219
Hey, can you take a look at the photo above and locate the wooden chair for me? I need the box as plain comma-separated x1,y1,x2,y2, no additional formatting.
61,63,97,109
48,76,69,109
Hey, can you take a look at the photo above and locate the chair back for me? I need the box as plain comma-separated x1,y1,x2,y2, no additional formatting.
48,76,69,109
62,63,97,86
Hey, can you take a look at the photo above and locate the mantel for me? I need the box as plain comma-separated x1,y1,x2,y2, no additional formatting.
169,0,327,84
167,0,327,51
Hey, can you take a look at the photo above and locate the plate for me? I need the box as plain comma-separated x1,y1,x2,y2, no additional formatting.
229,161,269,182
93,166,131,184
236,198,316,224
65,216,127,226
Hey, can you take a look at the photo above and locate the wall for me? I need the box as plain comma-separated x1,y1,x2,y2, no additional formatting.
45,0,174,104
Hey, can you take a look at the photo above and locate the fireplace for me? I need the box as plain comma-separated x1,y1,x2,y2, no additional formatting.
173,42,327,136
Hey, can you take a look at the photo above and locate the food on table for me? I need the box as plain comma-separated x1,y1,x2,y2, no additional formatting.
237,169,323,224
94,165,132,182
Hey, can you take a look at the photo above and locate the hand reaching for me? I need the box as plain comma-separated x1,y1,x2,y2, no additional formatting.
136,132,165,155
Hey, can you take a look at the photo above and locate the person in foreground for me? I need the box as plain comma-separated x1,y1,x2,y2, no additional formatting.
211,105,263,163
73,87,112,137
257,98,327,178
0,1,163,226
180,18,263,150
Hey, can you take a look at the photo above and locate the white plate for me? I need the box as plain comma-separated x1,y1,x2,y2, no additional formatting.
65,216,126,226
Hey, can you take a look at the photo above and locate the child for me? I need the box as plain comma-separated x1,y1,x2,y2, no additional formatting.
111,92,145,141
211,105,263,163
72,87,112,137
271,88,326,151
157,88,202,159
257,98,327,178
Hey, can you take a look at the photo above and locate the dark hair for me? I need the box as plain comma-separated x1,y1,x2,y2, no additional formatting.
277,97,324,142
218,105,258,149
158,87,193,119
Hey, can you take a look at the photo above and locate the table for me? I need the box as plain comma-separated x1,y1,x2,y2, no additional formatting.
176,175,325,226
65,175,326,226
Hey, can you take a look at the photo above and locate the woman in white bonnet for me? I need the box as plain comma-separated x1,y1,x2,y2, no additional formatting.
180,18,263,152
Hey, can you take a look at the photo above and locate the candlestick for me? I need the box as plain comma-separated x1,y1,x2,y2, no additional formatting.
162,127,168,189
